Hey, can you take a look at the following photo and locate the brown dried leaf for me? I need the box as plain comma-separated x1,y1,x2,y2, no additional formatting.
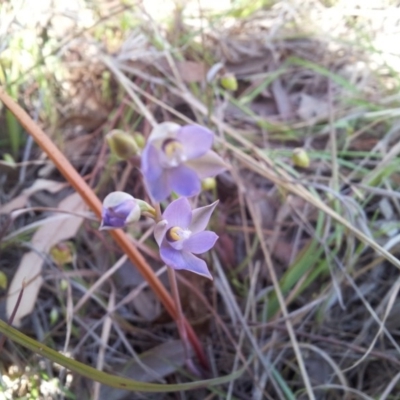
131,290,161,321
296,93,329,123
176,61,206,83
158,58,206,83
0,179,66,214
99,340,189,400
271,77,293,120
6,192,87,326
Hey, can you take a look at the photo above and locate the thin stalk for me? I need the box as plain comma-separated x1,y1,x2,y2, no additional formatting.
168,267,202,376
167,268,190,361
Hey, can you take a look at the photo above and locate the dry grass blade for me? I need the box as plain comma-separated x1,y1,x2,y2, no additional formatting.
245,198,315,400
93,285,115,400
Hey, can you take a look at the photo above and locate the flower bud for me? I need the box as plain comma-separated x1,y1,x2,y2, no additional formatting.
106,130,140,160
292,148,310,168
50,307,59,325
132,132,146,149
0,271,7,290
50,242,74,266
201,177,217,191
220,73,238,91
100,191,141,230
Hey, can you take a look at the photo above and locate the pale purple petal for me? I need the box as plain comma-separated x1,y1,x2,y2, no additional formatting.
181,251,213,279
169,164,201,198
154,220,168,246
100,211,125,230
176,125,214,160
185,150,227,179
145,170,171,202
183,231,218,254
162,197,192,228
141,144,163,182
190,200,219,234
141,144,171,201
160,246,187,269
148,122,180,142
160,246,213,279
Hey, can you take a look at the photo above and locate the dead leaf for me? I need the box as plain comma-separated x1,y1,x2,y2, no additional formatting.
176,61,206,83
131,290,161,321
296,93,329,123
99,340,189,400
158,58,206,83
271,77,293,120
6,192,87,326
0,179,66,214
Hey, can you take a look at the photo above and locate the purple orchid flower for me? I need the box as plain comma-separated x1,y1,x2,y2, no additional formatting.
154,197,219,279
141,122,227,201
100,191,141,230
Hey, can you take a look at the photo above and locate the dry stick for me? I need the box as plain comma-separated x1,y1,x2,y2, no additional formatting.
0,87,208,370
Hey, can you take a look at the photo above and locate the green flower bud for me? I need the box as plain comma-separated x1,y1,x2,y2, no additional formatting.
106,129,140,160
50,307,59,325
292,148,310,168
132,132,146,149
60,279,68,291
201,177,217,191
220,73,238,91
0,271,7,290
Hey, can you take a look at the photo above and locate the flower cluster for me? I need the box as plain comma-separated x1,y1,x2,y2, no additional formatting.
101,122,226,279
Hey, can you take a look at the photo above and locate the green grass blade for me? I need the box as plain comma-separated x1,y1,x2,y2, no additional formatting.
0,319,245,392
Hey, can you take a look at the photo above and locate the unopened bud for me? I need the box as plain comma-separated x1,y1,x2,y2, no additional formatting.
100,191,142,230
50,307,59,325
201,177,217,191
220,73,238,91
132,132,146,149
106,130,140,160
50,242,74,266
60,279,68,291
0,271,7,290
292,148,310,168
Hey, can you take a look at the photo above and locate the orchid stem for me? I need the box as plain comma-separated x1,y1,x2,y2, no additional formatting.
167,267,188,351
167,267,201,376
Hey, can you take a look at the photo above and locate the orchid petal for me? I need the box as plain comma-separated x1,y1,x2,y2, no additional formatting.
177,125,214,160
183,231,218,254
141,144,163,182
162,197,192,228
190,200,219,234
160,246,213,280
102,191,135,208
154,220,168,246
185,150,228,179
148,122,180,142
141,144,171,201
146,170,171,202
169,164,201,198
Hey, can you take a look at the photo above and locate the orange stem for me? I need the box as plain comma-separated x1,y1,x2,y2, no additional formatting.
0,87,208,369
